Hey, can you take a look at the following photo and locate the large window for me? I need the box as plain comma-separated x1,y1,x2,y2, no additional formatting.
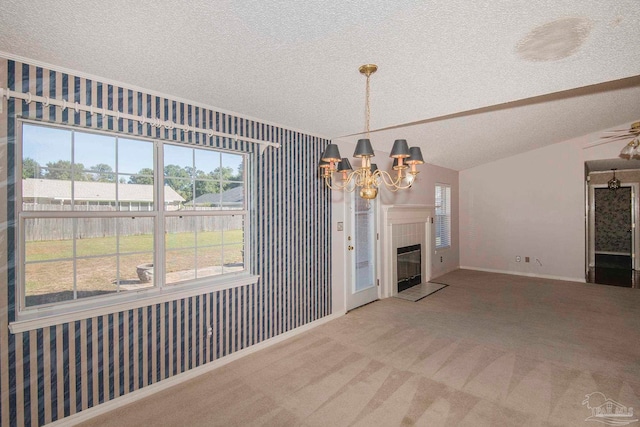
435,184,451,249
18,122,247,313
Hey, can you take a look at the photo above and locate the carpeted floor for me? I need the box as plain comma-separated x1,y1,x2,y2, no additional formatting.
80,269,640,426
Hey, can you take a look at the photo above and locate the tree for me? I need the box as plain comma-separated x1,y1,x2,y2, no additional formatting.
44,160,89,181
164,164,193,201
22,157,42,179
128,168,154,185
213,166,234,182
89,163,115,182
233,161,244,182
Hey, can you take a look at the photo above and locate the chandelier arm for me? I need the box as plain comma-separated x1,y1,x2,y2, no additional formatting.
324,172,360,192
377,170,414,190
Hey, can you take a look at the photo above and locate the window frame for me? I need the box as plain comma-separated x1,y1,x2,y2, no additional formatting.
13,119,256,329
435,183,451,250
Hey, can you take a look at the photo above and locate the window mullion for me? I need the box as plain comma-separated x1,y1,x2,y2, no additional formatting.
72,217,78,300
156,140,165,289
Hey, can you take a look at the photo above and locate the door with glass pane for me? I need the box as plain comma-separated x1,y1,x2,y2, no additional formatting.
346,192,378,311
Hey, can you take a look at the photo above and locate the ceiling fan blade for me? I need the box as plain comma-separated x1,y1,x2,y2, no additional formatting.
603,129,634,133
600,134,634,139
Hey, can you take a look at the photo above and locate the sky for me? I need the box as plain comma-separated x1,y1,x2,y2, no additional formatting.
22,123,244,177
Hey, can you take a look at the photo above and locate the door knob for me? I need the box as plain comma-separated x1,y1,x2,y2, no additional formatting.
348,245,354,251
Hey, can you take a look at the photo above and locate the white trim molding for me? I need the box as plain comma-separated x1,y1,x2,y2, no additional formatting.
459,266,586,283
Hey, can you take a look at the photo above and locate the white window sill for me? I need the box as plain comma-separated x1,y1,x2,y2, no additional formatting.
9,273,260,334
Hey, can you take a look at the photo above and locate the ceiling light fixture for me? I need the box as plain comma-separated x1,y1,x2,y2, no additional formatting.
319,64,424,200
608,168,621,191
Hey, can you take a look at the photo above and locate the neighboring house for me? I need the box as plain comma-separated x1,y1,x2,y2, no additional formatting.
22,178,185,210
192,185,244,208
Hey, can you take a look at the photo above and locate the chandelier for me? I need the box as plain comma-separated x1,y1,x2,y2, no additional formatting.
319,64,424,200
608,168,621,191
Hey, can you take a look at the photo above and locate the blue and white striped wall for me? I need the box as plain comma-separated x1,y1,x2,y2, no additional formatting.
0,58,332,426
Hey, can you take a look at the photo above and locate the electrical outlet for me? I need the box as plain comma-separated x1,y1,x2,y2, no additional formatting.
525,257,530,263
516,256,521,262
207,326,213,337
337,222,344,231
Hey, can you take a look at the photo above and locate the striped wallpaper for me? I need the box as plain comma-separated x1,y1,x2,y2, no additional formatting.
0,58,332,426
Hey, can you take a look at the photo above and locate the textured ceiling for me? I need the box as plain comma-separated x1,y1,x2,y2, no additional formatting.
1,0,639,170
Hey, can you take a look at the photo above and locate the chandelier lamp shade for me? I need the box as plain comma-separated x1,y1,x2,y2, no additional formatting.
319,64,425,200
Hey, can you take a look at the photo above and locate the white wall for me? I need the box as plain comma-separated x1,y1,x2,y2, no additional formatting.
331,139,459,313
459,130,632,282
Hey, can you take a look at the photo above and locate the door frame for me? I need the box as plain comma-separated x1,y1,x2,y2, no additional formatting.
588,183,639,271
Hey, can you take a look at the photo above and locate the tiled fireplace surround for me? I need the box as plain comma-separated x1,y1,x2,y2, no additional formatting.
380,205,434,298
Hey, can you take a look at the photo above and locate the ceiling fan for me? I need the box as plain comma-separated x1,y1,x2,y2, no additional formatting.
607,121,640,159
601,121,640,142
586,121,640,158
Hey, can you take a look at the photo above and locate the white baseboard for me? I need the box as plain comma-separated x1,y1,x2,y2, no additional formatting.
459,266,585,283
47,312,344,427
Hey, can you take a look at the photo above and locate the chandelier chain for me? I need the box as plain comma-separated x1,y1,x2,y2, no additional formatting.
365,74,371,137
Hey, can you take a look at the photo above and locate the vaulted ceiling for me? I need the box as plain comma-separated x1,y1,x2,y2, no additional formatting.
1,0,639,170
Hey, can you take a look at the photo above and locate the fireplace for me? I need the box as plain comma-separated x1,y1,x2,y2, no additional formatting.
397,244,421,292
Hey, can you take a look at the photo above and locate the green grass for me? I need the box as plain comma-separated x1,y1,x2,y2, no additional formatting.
26,229,243,261
24,229,245,304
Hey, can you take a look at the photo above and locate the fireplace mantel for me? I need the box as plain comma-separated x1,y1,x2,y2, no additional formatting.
382,204,434,224
380,205,434,298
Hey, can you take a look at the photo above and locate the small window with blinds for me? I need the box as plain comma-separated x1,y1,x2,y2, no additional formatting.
435,184,451,249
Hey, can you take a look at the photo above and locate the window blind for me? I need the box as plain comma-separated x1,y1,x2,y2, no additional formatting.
435,184,451,249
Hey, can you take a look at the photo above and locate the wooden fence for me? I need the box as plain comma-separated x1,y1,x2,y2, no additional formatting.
23,204,244,241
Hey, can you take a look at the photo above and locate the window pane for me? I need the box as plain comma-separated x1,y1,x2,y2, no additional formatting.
221,184,244,209
195,149,220,175
121,254,154,290
23,178,72,211
25,260,74,307
119,217,154,253
164,145,193,171
164,178,192,208
119,174,155,211
121,173,154,185
224,219,244,244
76,218,117,257
166,216,196,249
166,248,196,285
223,243,244,272
22,124,72,180
74,180,116,209
76,256,118,299
75,133,115,174
25,218,73,261
221,153,243,182
196,246,222,279
193,181,222,210
118,138,153,175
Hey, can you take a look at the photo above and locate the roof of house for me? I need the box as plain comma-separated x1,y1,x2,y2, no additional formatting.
192,185,244,205
22,179,185,203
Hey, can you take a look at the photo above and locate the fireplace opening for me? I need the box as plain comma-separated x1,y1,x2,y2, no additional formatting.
397,244,421,292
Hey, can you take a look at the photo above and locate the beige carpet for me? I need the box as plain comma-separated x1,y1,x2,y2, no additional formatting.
80,269,640,426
